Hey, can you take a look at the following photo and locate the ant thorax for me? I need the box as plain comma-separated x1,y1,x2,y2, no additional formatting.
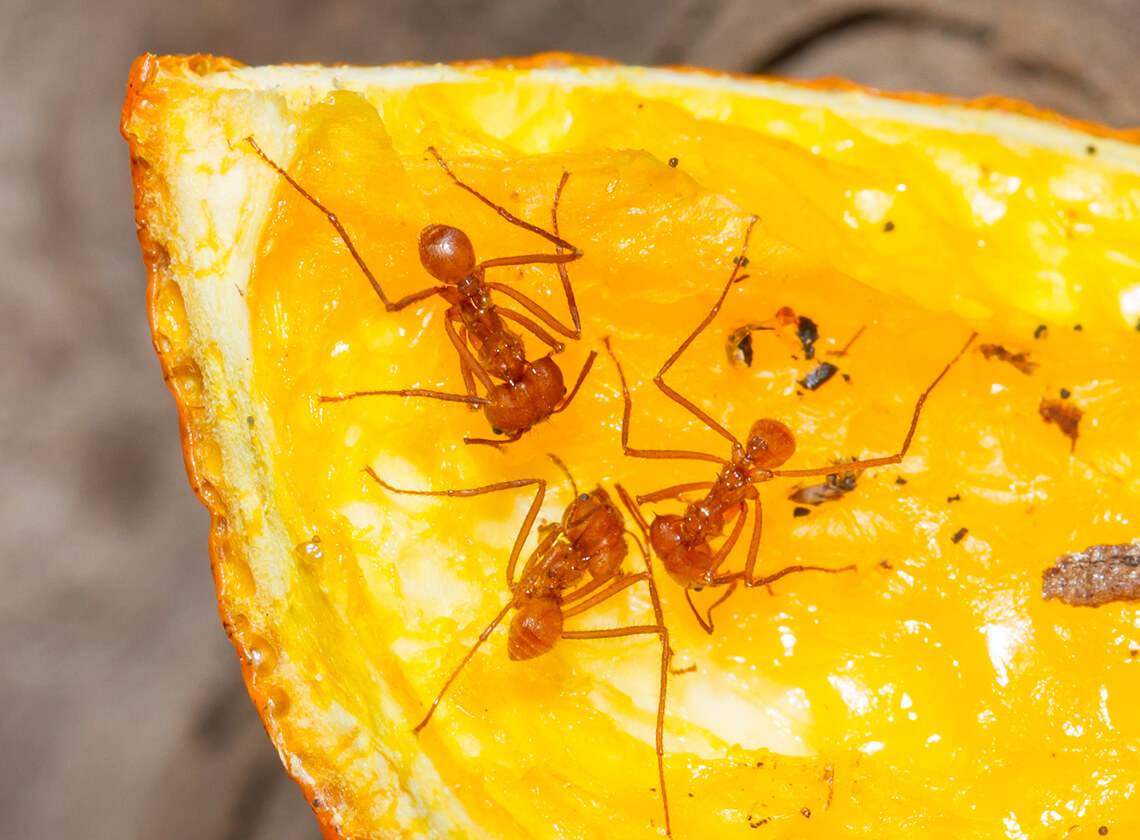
454,269,489,303
532,538,585,592
564,489,628,577
464,310,528,383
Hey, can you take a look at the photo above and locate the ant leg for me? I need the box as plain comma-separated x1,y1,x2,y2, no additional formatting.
742,563,856,590
364,467,545,588
564,566,673,836
827,324,866,358
560,617,672,839
707,503,748,577
551,168,581,337
741,491,765,584
413,598,515,734
487,283,580,341
562,572,648,617
444,309,498,393
321,389,488,406
683,590,712,634
605,337,729,467
246,138,447,312
427,147,583,257
684,582,739,635
612,483,673,837
652,216,760,448
465,430,525,447
637,481,716,505
497,306,566,354
477,167,582,340
562,623,667,644
552,350,598,415
457,326,479,405
614,484,652,538
726,491,853,588
615,485,674,834
322,312,494,407
771,331,978,479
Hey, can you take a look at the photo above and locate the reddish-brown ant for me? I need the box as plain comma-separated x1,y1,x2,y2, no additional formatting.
606,215,977,631
365,461,673,836
246,138,596,445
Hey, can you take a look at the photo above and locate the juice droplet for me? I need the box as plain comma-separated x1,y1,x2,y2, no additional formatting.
262,685,291,717
295,535,324,568
170,362,205,408
247,633,278,673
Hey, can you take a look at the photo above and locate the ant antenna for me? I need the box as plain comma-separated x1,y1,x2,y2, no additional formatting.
548,453,580,499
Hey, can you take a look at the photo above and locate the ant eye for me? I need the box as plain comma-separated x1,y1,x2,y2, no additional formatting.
579,494,590,502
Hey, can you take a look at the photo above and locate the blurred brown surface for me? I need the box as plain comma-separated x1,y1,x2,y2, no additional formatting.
0,1,1136,838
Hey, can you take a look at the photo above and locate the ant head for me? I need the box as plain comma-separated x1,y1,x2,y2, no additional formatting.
570,486,612,519
419,224,475,283
744,418,796,470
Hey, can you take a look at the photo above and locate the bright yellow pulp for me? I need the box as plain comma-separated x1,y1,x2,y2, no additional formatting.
249,82,1140,838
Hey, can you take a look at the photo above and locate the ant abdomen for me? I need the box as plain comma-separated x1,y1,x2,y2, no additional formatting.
745,418,796,470
418,224,476,283
508,596,563,660
484,356,566,434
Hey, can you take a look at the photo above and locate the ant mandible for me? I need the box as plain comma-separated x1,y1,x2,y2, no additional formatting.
246,138,597,445
365,461,673,836
606,215,977,631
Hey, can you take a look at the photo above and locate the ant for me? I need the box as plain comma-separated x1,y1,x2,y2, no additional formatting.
246,138,597,445
606,215,977,631
364,460,673,836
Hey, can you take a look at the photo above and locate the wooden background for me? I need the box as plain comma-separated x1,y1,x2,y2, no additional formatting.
1,1,1137,837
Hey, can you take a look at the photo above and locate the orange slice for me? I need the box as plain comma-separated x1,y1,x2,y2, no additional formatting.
123,53,1140,839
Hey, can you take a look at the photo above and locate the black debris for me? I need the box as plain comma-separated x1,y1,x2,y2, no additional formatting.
798,362,838,391
668,157,679,167
1042,543,1140,607
1039,397,1083,452
790,468,860,505
947,494,961,503
883,220,895,232
979,343,1038,374
951,528,968,544
796,316,820,359
793,506,811,518
1034,324,1048,339
1060,388,1071,399
728,327,754,367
